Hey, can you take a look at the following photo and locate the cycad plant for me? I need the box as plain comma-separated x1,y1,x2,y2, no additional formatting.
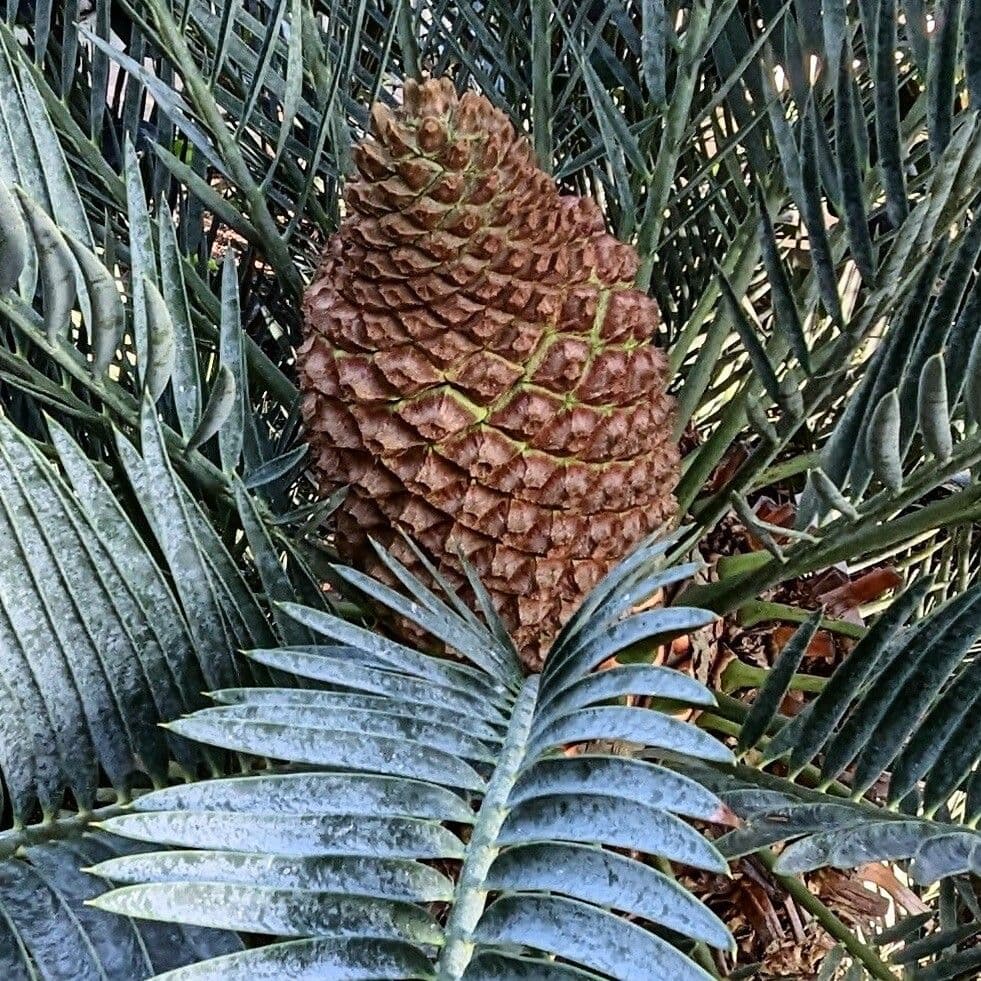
0,0,980,978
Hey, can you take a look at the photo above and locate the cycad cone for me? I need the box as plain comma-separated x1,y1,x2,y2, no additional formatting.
301,78,679,670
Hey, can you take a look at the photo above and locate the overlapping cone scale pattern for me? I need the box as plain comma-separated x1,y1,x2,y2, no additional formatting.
300,78,679,670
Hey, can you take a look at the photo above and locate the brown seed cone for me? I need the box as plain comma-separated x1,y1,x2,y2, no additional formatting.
300,77,680,671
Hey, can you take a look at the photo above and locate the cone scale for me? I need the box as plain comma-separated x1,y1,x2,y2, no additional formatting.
301,78,679,669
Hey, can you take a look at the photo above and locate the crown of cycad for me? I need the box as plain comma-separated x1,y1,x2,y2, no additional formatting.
300,78,679,670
